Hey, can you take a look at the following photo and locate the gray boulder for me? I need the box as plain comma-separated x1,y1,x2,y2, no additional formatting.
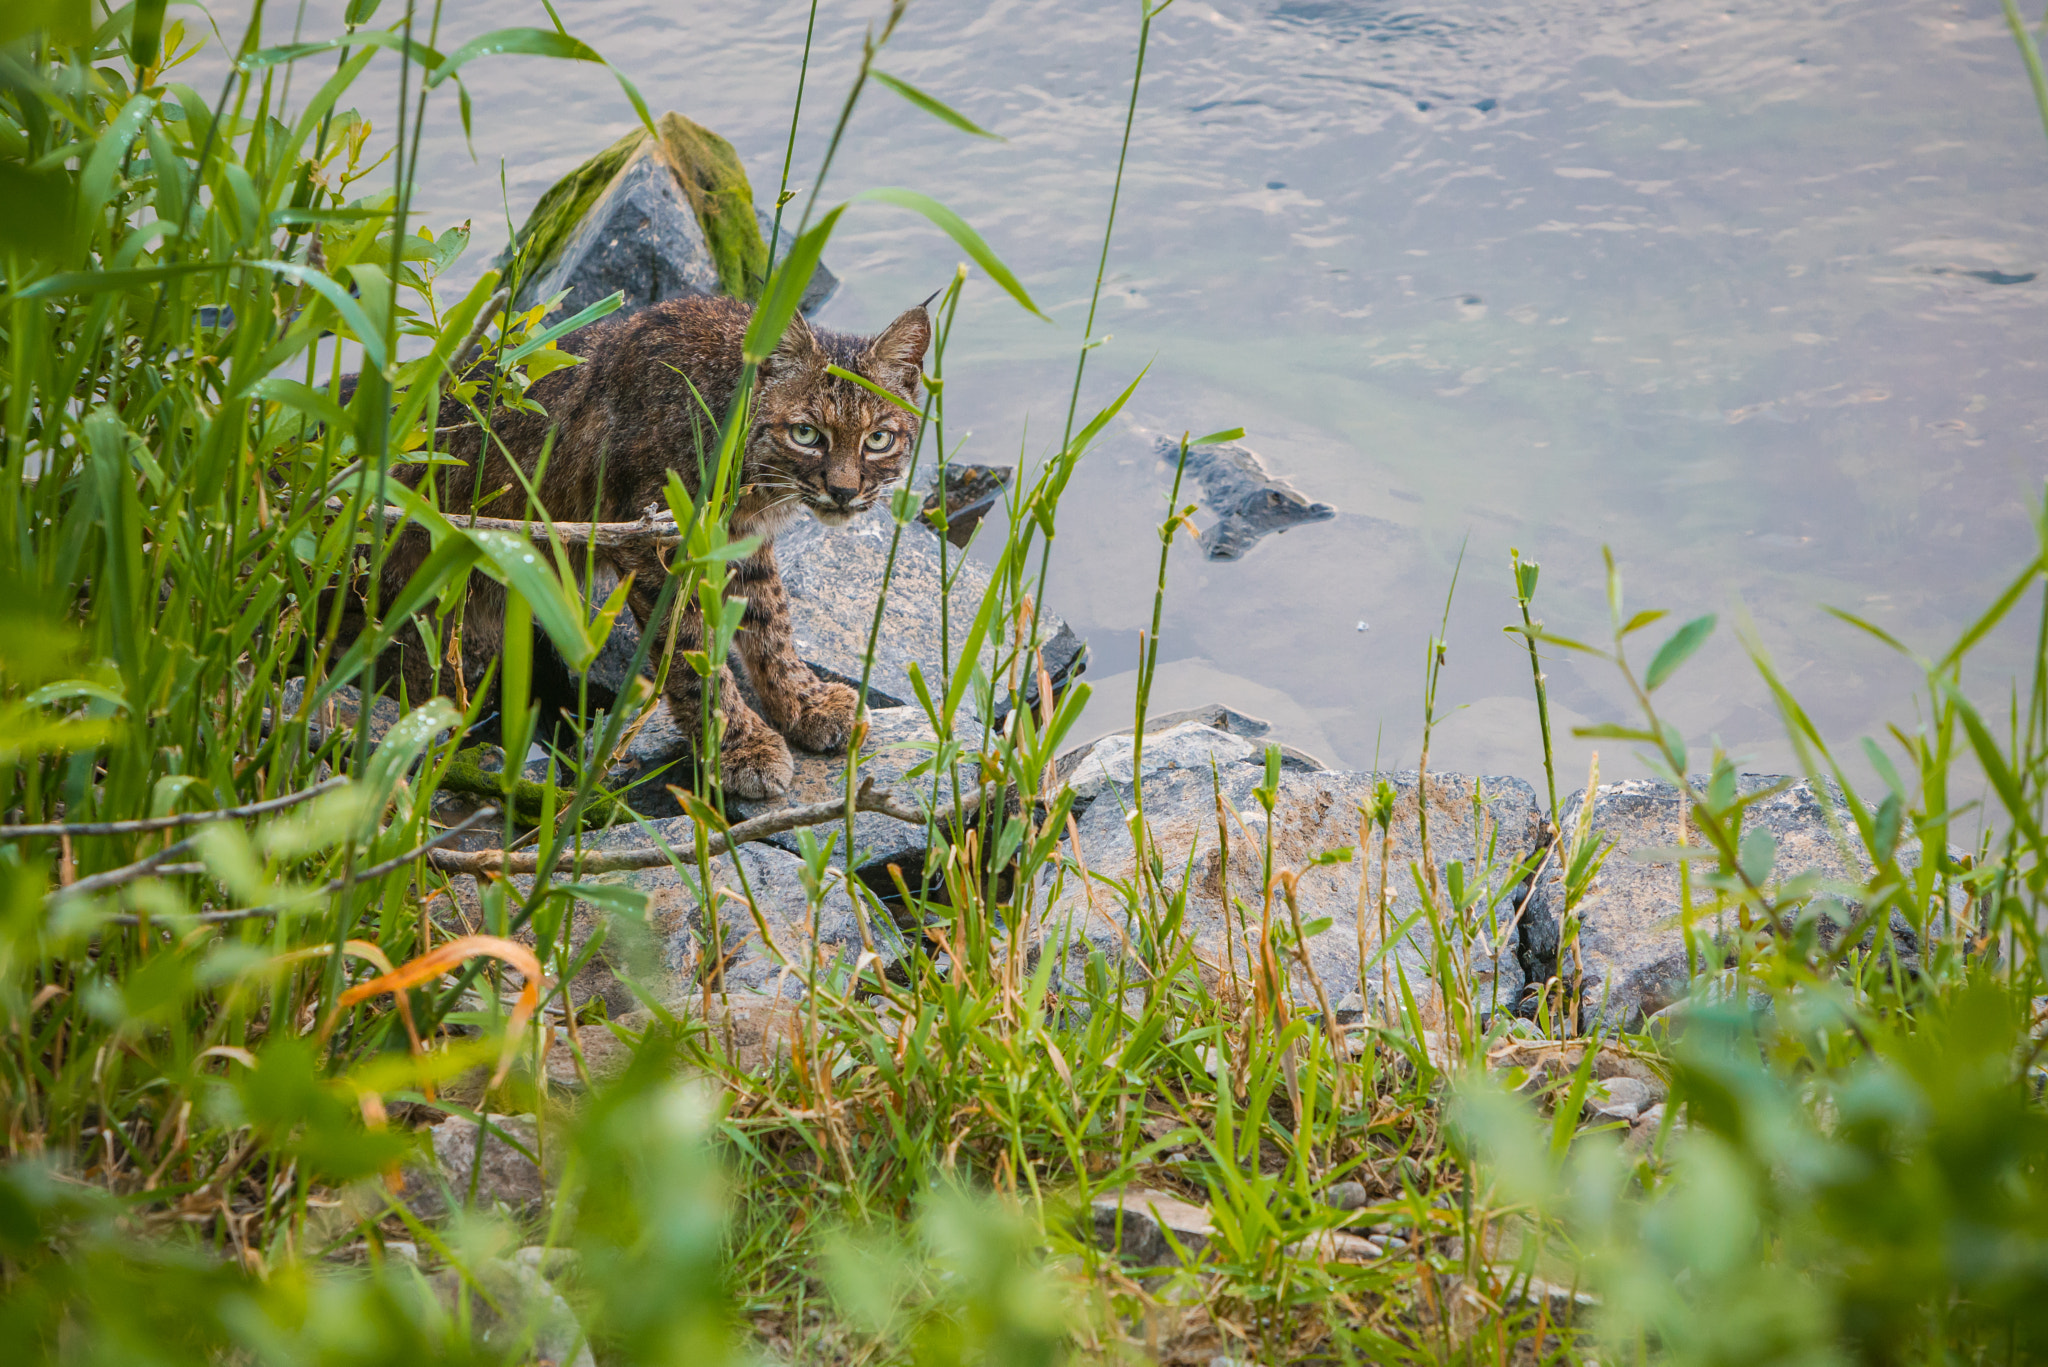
1053,706,1327,814
1044,763,1539,1020
505,123,834,323
402,1113,554,1221
1522,776,1923,1032
578,821,911,998
1152,435,1336,562
581,497,1084,759
772,499,1085,719
424,1256,593,1367
593,705,964,880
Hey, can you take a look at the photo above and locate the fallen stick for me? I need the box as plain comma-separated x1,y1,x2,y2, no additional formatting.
322,497,681,555
2,776,349,839
90,808,502,924
424,778,984,878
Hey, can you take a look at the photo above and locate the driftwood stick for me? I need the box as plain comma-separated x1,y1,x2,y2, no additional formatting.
425,779,984,878
97,806,502,926
2,777,350,839
322,497,681,555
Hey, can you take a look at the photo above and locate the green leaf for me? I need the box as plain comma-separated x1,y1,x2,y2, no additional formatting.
250,377,350,434
1528,629,1607,657
1860,737,1905,800
501,288,624,363
0,0,89,45
0,163,70,258
871,71,1004,140
824,364,923,417
744,205,846,363
1571,723,1658,743
425,27,600,86
78,94,156,227
1737,827,1777,887
464,528,597,670
1822,605,1916,659
855,187,1047,320
240,31,447,72
1187,427,1246,447
129,0,167,66
558,882,651,919
1620,608,1668,637
1644,614,1716,692
243,259,390,372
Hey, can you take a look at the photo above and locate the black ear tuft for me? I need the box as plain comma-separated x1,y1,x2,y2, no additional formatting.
866,306,932,397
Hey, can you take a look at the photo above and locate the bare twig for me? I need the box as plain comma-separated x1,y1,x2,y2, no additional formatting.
445,285,511,383
2,777,349,838
425,778,984,877
97,806,501,926
323,497,680,556
55,836,203,901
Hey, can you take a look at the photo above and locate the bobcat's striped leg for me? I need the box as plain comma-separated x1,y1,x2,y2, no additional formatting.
628,567,794,800
729,542,859,752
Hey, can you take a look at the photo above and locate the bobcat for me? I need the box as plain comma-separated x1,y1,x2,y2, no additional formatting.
360,294,931,799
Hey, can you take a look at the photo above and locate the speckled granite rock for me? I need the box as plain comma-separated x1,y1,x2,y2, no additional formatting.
1053,707,1327,813
1045,766,1540,1018
583,500,1084,728
1521,776,1923,1033
577,821,911,999
773,500,1085,717
594,705,960,878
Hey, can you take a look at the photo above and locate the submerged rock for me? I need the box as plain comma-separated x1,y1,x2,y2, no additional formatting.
502,111,834,323
1045,764,1539,1018
919,462,1012,548
1521,776,1924,1033
1153,434,1336,562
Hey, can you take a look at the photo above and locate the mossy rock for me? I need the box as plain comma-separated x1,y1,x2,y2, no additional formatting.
506,112,767,302
439,746,633,829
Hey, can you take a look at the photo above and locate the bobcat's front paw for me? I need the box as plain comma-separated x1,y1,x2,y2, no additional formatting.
783,680,860,753
720,724,795,800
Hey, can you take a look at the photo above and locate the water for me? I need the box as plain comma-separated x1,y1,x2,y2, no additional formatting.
204,0,2048,794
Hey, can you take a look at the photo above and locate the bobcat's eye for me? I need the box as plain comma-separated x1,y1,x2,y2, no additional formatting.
862,430,895,455
788,423,823,448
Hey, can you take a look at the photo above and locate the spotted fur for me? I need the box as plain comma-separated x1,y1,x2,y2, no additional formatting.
358,295,929,799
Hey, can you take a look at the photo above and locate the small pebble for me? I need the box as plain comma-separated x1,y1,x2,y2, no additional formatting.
1356,620,1369,631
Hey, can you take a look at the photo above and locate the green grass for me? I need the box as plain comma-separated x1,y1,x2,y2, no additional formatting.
2,4,2047,1366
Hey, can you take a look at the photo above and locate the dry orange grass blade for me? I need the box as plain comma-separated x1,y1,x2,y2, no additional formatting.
335,935,543,1085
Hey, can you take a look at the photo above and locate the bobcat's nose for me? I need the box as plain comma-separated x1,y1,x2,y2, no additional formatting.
825,482,861,510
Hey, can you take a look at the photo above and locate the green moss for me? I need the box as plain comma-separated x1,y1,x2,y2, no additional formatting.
438,745,634,829
506,112,768,303
656,111,768,302
505,128,645,286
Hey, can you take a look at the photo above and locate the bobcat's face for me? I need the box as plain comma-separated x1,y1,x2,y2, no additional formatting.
750,306,931,528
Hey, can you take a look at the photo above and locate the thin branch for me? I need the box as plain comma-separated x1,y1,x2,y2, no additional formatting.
98,806,501,926
323,497,680,553
2,777,350,838
425,778,984,877
446,285,512,383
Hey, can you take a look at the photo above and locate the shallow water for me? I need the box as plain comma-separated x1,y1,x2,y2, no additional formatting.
203,0,2047,796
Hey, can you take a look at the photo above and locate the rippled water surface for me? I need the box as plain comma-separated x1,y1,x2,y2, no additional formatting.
209,0,2048,786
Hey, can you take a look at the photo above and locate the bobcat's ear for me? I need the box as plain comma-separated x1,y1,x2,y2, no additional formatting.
865,306,931,398
761,311,823,383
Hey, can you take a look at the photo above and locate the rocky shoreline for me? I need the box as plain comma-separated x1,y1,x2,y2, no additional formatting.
358,109,1916,1066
